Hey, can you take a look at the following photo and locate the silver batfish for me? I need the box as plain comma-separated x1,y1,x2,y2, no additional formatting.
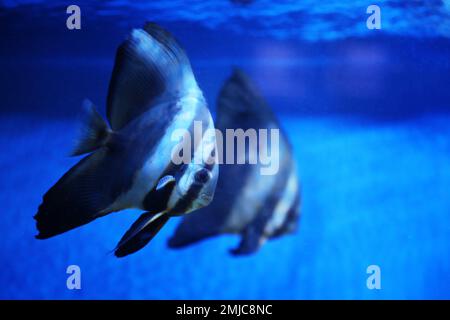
34,22,219,257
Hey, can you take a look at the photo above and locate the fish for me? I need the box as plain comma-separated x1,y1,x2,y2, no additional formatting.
168,69,301,255
34,22,219,258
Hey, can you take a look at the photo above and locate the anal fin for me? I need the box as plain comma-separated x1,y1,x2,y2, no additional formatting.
230,204,274,256
230,224,266,256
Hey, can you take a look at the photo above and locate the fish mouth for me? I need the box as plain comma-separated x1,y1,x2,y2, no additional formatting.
199,193,213,203
176,187,213,204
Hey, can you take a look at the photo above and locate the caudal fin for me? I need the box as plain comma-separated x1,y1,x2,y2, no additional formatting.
71,100,111,156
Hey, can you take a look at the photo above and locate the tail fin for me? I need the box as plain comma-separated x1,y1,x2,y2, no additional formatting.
71,100,111,156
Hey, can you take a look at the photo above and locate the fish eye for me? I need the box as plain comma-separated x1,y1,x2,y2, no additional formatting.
194,168,211,184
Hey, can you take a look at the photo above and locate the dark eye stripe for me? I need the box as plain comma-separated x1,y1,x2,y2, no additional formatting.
170,179,203,214
168,103,215,214
194,169,210,184
171,160,216,215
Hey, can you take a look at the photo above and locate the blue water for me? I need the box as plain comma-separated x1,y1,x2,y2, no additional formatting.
1,1,450,299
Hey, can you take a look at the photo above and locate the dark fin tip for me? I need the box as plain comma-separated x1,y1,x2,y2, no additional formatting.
142,21,182,50
167,236,187,249
230,67,255,90
114,250,127,258
229,247,257,256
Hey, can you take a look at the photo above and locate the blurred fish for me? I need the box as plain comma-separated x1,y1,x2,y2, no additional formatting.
34,22,218,257
168,69,300,255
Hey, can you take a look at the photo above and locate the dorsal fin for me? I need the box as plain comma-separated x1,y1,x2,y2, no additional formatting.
107,22,200,130
216,68,276,123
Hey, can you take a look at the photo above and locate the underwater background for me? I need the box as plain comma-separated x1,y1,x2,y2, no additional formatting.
1,0,450,299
